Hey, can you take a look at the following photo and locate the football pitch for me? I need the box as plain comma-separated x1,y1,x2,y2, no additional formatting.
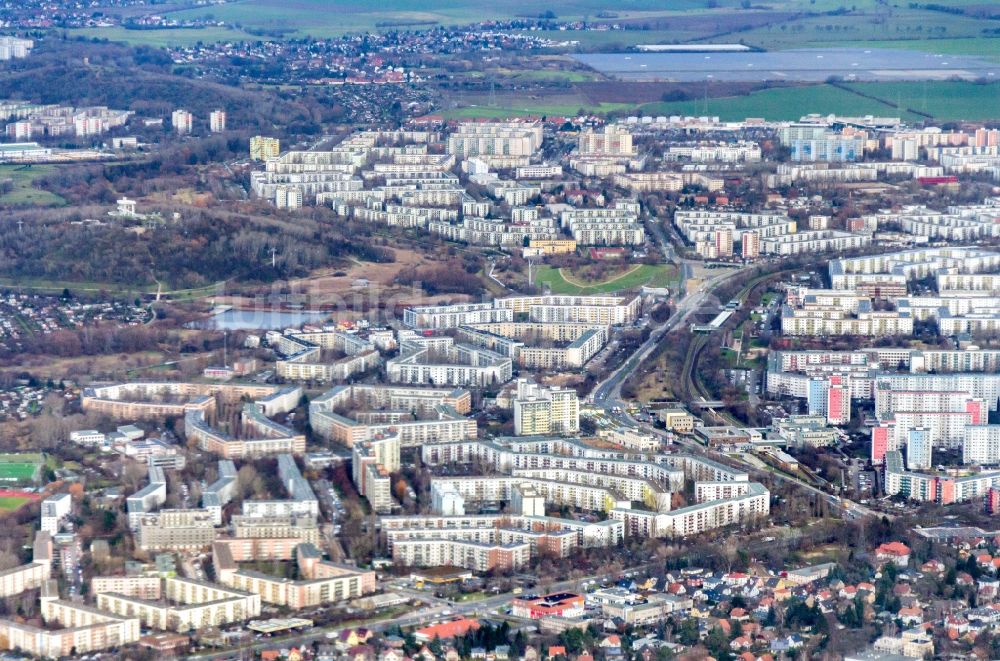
0,496,32,511
0,454,42,483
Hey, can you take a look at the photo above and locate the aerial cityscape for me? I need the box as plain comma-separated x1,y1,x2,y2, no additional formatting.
3,0,1000,660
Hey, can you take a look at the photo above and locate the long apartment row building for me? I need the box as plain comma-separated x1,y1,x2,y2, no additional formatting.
766,347,1000,400
95,576,261,633
387,333,513,388
382,512,623,568
415,435,767,543
403,294,641,329
611,481,770,538
863,201,1000,242
781,301,912,337
765,161,942,187
829,247,1000,290
429,211,561,247
81,381,300,422
309,384,474,447
267,328,379,382
0,580,139,659
559,200,644,246
457,321,608,370
185,400,306,460
612,170,724,193
213,541,376,609
252,130,439,205
884,450,1000,504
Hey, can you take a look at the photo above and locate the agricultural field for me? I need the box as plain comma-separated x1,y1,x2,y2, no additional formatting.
733,8,1000,53
0,165,65,208
81,0,956,43
536,263,676,295
68,26,256,47
846,81,1000,121
811,38,1000,59
164,0,726,38
440,102,633,119
637,84,923,122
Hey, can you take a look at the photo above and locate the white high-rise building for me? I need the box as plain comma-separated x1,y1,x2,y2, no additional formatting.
40,493,72,535
577,125,635,157
210,110,226,133
275,186,303,210
906,427,932,470
171,109,193,135
512,379,579,436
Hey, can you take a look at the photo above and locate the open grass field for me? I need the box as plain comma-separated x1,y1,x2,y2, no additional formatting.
536,263,676,295
0,165,65,207
638,84,924,122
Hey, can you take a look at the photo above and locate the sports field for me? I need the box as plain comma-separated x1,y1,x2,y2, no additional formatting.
0,454,42,484
0,496,32,511
537,263,676,295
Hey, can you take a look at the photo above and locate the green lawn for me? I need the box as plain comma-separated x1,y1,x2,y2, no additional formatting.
537,263,677,295
0,165,65,207
0,496,32,511
847,81,1000,121
639,84,923,122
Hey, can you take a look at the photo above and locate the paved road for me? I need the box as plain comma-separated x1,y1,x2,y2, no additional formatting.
585,249,884,524
590,263,748,408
